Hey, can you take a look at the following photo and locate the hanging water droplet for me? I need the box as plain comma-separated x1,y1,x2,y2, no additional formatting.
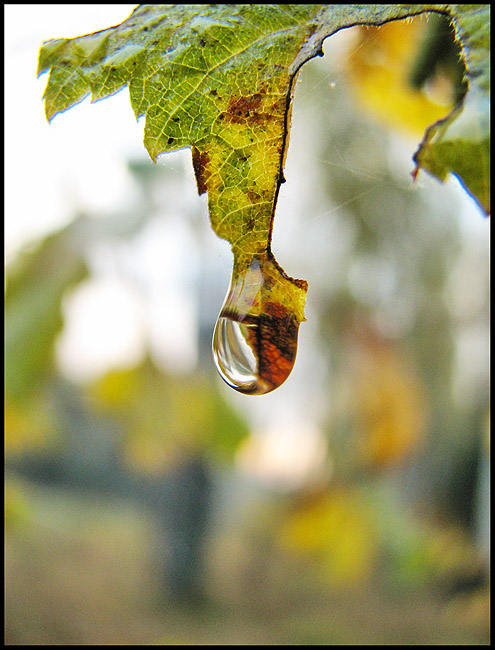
212,255,307,395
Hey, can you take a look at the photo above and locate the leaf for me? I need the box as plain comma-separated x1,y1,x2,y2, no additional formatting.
413,5,490,215
37,4,490,388
340,13,489,211
352,341,426,469
413,87,490,214
5,223,88,454
342,16,463,138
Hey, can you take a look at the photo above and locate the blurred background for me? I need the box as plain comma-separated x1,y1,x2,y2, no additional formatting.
5,5,490,645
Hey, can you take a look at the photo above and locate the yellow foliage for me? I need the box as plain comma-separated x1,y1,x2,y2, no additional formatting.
353,343,425,468
345,17,455,137
280,488,376,586
90,367,139,408
89,365,179,474
5,477,32,533
87,363,221,475
428,524,481,577
5,395,57,454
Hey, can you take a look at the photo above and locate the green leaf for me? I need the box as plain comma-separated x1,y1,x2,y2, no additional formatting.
413,88,490,214
413,5,490,215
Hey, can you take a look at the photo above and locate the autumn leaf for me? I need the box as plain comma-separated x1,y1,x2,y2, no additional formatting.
339,12,490,215
37,3,491,252
37,4,490,391
279,488,376,586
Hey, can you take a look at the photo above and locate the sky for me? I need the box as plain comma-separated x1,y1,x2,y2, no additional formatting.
5,4,142,258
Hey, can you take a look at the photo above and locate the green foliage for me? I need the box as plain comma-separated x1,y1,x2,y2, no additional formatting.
34,5,490,399
89,360,249,469
5,223,88,404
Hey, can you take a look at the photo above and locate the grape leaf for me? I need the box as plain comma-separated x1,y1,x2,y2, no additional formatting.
37,4,490,361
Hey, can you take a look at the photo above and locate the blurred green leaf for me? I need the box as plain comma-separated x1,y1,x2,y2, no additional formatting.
88,360,249,470
5,224,88,404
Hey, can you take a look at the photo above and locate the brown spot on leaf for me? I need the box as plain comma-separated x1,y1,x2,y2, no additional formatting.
265,302,288,319
223,94,286,125
191,146,210,196
224,93,269,124
246,189,262,202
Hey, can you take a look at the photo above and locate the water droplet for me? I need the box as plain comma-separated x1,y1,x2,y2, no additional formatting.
212,256,306,395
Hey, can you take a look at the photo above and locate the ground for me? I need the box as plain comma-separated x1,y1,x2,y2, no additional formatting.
4,486,490,645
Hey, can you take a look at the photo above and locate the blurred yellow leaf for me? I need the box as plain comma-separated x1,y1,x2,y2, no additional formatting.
5,477,32,533
428,524,481,578
345,16,456,138
5,395,58,454
280,488,376,586
353,340,426,468
91,366,140,408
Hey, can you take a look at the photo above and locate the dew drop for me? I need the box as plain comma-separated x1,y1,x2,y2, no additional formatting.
212,256,305,395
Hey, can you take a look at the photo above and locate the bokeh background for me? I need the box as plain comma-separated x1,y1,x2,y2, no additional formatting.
5,5,490,645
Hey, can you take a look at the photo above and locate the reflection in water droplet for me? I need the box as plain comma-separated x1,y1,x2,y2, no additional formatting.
213,317,268,394
212,256,307,395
